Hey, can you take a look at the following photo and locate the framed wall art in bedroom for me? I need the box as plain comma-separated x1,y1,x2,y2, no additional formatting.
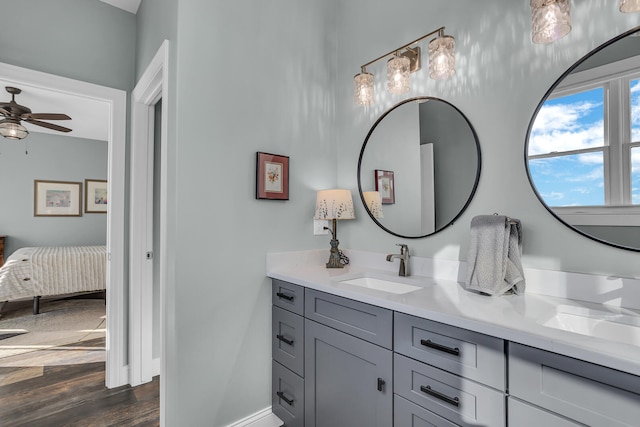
85,179,108,213
34,180,83,217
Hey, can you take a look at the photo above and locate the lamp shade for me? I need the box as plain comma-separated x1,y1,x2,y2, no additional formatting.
363,191,384,219
428,35,456,79
531,0,571,44
354,72,375,106
314,189,355,220
0,120,28,140
620,0,640,12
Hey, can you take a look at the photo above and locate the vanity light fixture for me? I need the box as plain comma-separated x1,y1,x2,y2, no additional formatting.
314,189,355,268
531,0,572,44
363,191,384,219
620,0,640,12
0,119,28,140
354,27,455,106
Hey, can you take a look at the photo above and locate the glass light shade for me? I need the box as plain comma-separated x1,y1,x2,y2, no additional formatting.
531,0,571,44
314,189,355,220
354,72,374,106
428,36,456,80
0,121,28,140
363,191,384,219
387,56,411,94
620,0,640,12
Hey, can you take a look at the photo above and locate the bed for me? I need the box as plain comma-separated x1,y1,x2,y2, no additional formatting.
0,245,107,314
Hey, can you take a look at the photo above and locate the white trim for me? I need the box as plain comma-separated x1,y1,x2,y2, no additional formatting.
554,205,640,226
224,408,283,427
0,61,128,388
130,40,169,424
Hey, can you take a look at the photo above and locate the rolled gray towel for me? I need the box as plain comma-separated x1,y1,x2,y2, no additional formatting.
465,215,525,296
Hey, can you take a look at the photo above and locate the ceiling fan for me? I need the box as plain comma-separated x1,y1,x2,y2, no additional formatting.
0,86,72,140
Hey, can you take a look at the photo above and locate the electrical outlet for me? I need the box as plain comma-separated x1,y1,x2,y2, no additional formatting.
313,219,329,235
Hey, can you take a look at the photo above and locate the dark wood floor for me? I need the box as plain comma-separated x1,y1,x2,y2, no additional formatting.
0,337,159,426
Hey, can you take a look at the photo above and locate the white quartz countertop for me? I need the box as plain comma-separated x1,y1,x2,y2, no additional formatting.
266,251,640,377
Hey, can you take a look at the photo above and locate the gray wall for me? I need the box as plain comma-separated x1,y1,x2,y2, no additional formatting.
419,100,478,230
0,133,107,256
337,0,640,280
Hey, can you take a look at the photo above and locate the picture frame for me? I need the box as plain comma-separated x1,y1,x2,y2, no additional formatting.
375,169,395,204
34,180,83,217
85,179,108,213
256,152,289,200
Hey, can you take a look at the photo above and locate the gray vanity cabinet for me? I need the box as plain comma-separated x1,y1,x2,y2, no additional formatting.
272,280,305,427
394,312,506,427
509,343,640,427
304,319,393,427
304,289,393,427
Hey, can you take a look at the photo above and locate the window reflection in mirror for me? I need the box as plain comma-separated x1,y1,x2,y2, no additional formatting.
526,28,640,250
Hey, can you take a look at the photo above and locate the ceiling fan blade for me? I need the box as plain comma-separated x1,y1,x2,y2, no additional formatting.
23,113,71,120
25,119,72,133
0,107,11,116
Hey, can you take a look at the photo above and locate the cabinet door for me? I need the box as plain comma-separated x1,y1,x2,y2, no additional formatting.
304,319,392,427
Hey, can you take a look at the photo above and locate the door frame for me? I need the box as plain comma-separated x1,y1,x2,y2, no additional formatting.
0,61,128,388
129,40,169,395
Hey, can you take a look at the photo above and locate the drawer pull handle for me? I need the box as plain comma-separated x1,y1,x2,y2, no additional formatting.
277,391,294,406
276,292,295,301
420,339,460,356
377,378,386,392
420,385,460,407
276,334,294,345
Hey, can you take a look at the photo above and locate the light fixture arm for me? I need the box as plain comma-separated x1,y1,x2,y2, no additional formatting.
359,26,445,71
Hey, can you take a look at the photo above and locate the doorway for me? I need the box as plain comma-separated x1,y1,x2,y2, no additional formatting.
0,61,128,387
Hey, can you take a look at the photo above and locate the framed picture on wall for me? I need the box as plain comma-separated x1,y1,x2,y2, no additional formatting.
34,180,83,217
375,169,395,204
85,179,108,213
256,152,289,200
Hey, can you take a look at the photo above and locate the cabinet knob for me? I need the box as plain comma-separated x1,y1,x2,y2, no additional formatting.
276,334,294,346
276,292,295,302
276,391,294,406
420,339,460,356
377,378,386,392
420,385,460,407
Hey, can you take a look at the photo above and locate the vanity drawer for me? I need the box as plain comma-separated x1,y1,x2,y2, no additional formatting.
394,394,460,427
508,398,581,427
272,279,304,316
272,306,304,377
394,312,505,390
394,354,505,427
304,289,393,349
272,360,304,427
509,343,640,427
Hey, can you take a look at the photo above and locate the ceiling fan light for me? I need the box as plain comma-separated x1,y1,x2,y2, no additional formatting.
620,0,640,12
0,120,28,140
531,0,571,44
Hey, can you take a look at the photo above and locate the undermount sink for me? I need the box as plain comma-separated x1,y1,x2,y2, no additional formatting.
540,305,640,347
337,276,423,295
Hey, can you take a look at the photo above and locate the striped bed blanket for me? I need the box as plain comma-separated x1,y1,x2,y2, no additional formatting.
0,246,106,302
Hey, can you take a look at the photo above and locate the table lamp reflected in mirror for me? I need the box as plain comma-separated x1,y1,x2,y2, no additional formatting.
314,189,355,268
363,191,384,219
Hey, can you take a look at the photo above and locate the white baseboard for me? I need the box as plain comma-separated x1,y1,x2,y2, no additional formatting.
224,407,283,427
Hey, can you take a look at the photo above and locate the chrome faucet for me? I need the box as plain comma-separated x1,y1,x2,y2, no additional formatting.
386,244,410,277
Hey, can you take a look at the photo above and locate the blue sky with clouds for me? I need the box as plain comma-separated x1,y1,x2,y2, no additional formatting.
529,81,640,206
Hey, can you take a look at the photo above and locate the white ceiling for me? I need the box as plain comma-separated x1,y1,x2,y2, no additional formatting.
0,79,110,142
99,0,141,14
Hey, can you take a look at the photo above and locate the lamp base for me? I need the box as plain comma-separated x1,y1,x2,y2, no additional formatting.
326,238,344,269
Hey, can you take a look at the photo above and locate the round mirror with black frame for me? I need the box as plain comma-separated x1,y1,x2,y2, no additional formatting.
525,27,640,252
357,96,482,239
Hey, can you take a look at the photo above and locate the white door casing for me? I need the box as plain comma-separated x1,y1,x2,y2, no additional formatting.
129,40,169,407
0,61,128,388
